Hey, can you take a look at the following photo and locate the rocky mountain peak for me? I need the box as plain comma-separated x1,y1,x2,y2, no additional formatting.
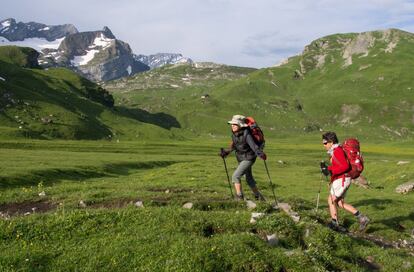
0,18,78,42
102,26,115,39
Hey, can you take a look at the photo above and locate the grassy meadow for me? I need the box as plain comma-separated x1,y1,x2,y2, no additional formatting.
1,137,413,271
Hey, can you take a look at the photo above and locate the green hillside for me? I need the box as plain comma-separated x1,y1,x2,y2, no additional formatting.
105,29,414,141
0,46,180,140
2,29,414,141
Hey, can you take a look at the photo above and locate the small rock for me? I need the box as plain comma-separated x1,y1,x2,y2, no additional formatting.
397,161,410,165
395,181,414,194
31,207,37,213
24,212,31,216
246,200,257,209
284,250,295,257
266,234,279,246
0,212,10,220
304,229,310,238
403,261,412,270
182,202,193,209
366,256,375,263
135,201,144,208
278,202,300,222
250,212,265,224
79,200,87,208
38,191,46,197
277,160,286,164
165,189,170,194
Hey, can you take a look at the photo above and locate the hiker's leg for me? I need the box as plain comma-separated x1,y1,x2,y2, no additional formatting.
234,183,243,196
232,160,252,198
328,194,338,221
244,161,257,191
245,161,264,200
338,199,358,214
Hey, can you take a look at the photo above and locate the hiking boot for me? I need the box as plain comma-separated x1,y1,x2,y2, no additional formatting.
358,215,370,231
235,193,244,201
254,193,266,201
327,221,347,233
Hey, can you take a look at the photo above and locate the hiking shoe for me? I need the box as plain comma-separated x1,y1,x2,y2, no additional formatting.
327,221,347,233
235,194,244,201
358,215,370,231
254,193,266,201
327,221,338,230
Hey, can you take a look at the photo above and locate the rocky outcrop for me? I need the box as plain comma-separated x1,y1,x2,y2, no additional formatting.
297,29,405,74
342,32,375,67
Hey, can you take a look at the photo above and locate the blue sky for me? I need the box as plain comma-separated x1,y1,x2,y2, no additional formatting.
2,0,414,68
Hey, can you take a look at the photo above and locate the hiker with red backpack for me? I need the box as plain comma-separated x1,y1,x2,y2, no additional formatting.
219,115,266,201
320,131,369,231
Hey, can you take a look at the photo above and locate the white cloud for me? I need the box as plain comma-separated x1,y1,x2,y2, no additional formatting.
1,0,414,68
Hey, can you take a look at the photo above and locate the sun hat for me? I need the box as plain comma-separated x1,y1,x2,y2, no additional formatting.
227,115,248,127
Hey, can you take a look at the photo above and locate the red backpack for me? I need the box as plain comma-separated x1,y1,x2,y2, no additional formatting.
342,138,364,179
245,117,265,149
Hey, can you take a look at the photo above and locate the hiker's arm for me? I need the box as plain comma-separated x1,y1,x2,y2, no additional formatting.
328,148,349,175
224,141,235,153
220,141,234,157
246,133,265,158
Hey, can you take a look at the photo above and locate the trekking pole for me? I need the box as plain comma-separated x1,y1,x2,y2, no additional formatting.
316,172,323,212
263,160,277,205
316,161,328,212
221,148,234,198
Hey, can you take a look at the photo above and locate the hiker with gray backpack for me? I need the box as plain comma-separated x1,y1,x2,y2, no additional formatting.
219,115,266,201
320,131,370,232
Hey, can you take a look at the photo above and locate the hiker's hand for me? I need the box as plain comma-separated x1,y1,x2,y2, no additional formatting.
219,148,230,158
258,151,267,160
320,161,330,176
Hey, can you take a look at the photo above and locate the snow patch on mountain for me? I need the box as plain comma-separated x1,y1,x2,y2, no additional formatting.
71,49,100,66
1,20,11,29
92,34,113,49
70,34,115,66
0,37,64,51
135,53,193,69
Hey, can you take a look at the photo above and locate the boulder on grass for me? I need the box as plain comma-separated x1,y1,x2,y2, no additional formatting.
395,181,414,194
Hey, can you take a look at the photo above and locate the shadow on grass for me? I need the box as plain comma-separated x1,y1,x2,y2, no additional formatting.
115,106,181,130
352,198,399,211
0,160,178,189
376,211,414,232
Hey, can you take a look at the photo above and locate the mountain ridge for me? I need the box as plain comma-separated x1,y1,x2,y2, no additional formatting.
0,18,192,82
